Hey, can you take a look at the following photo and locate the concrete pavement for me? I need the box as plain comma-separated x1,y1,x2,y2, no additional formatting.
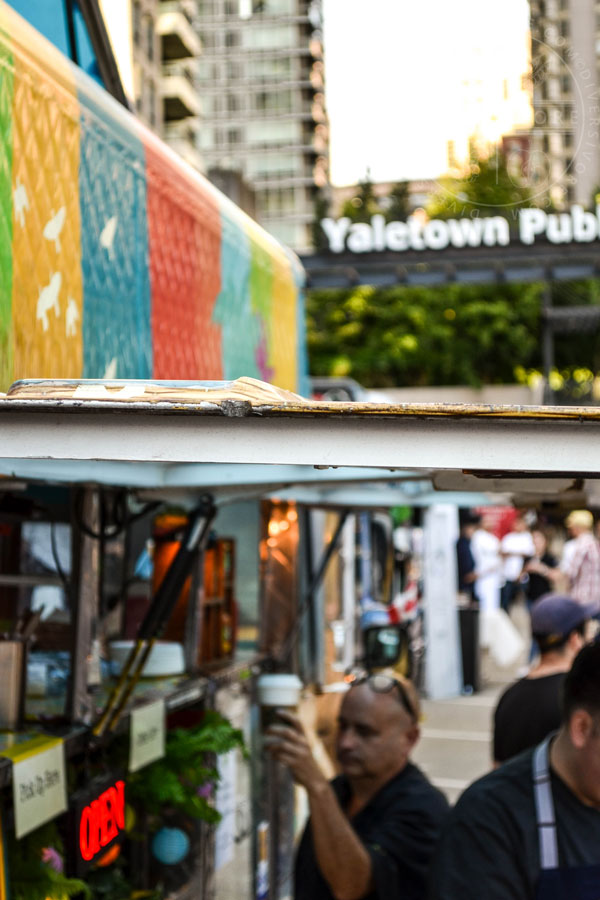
412,685,503,804
412,599,531,804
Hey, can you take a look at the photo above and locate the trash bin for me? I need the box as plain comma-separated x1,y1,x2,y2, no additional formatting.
458,604,480,693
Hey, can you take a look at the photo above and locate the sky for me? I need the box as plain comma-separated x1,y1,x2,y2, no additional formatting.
322,0,532,186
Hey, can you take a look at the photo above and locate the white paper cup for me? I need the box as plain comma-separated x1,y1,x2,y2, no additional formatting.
257,674,303,730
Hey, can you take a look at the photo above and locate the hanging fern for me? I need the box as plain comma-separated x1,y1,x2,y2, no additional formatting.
127,711,246,823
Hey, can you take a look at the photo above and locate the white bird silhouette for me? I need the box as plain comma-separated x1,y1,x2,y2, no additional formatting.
103,357,118,379
37,273,62,331
65,298,79,337
14,179,29,227
43,207,66,252
100,216,118,259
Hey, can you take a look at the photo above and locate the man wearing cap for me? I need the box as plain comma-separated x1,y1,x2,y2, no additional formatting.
429,640,600,900
493,593,593,765
266,673,448,900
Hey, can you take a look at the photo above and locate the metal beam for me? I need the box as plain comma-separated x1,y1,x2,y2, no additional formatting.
300,245,600,289
3,407,600,475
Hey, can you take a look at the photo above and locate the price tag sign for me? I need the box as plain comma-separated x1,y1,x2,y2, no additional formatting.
129,700,165,772
4,736,67,838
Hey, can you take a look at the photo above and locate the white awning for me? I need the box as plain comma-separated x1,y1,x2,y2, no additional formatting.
1,377,600,483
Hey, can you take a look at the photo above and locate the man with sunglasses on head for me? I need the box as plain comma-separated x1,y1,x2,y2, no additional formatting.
266,672,449,900
429,640,600,900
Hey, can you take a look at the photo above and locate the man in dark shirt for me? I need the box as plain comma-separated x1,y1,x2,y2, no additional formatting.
456,513,480,600
266,673,448,900
493,593,593,764
429,641,600,900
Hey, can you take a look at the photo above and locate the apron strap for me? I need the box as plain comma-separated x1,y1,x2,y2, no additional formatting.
532,735,559,870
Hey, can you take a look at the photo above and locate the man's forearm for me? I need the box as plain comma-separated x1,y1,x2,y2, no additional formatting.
306,779,373,900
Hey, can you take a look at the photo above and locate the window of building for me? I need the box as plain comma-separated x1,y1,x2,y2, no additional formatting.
226,60,242,79
242,24,296,49
225,0,238,13
227,93,240,112
248,57,293,80
247,152,300,178
225,31,239,47
247,119,300,144
146,15,155,61
262,0,295,12
149,80,156,127
260,186,296,213
255,90,293,113
133,0,141,44
560,19,569,38
228,128,242,144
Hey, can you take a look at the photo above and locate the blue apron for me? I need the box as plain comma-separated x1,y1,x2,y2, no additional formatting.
533,736,600,899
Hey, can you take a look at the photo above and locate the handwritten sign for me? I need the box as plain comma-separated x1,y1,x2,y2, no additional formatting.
215,750,237,870
6,736,67,838
129,700,165,772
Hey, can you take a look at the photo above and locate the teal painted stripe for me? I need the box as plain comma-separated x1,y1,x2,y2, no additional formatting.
213,205,262,380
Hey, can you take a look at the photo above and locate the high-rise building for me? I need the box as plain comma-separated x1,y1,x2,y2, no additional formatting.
158,0,203,170
528,0,600,207
101,0,203,171
196,0,329,252
100,0,163,131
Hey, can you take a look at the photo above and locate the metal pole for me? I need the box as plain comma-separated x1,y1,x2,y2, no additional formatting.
542,281,555,404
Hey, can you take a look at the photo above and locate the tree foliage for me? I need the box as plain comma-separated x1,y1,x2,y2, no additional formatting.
427,151,533,223
308,151,600,389
384,181,410,222
340,175,379,223
306,280,600,388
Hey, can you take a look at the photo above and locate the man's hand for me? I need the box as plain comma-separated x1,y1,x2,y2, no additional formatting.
265,710,329,794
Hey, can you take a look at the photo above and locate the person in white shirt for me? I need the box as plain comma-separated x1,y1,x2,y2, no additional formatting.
500,514,535,612
471,514,502,612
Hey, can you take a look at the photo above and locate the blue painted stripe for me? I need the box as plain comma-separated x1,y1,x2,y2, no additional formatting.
73,67,152,379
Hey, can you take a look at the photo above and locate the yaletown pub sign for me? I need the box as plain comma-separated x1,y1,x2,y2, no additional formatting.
320,206,600,254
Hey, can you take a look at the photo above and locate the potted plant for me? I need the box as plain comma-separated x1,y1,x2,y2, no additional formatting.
126,710,246,894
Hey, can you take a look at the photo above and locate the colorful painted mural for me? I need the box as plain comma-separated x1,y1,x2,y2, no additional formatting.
0,2,308,394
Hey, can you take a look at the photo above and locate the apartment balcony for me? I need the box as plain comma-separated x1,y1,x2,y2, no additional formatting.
161,62,202,121
158,1,202,61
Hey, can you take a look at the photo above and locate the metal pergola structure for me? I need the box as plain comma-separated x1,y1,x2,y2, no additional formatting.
299,241,600,291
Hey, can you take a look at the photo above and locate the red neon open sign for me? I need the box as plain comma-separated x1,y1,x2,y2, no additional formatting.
78,779,126,863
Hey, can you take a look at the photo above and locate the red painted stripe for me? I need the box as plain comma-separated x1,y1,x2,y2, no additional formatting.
143,135,222,379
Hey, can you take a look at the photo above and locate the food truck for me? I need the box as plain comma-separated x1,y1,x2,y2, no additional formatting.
2,379,600,899
2,5,600,900
0,2,317,897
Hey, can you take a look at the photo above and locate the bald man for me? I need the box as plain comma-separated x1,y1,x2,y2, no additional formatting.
267,674,448,900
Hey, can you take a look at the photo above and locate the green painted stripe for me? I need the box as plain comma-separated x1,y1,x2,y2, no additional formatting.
0,31,13,391
249,237,273,321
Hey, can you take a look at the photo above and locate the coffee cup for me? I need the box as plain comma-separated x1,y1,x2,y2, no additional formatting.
256,673,303,731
